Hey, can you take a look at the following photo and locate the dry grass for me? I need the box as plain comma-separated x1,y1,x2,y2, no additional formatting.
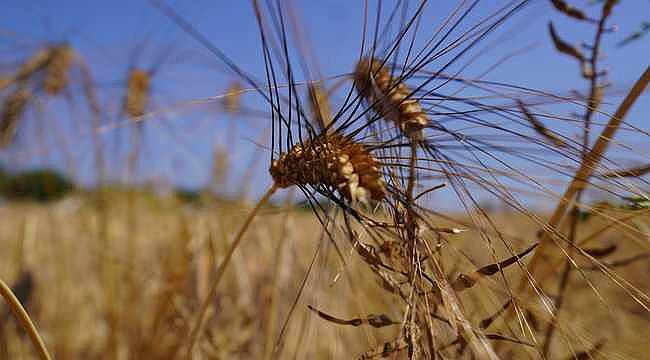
0,192,647,359
0,1,648,359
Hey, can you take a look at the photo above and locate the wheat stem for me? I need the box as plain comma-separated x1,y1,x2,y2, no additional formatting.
0,278,51,360
520,65,650,289
185,184,277,358
262,189,294,360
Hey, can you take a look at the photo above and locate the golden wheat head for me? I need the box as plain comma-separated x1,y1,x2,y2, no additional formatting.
43,45,74,95
270,133,386,203
1,88,31,148
354,57,428,141
124,69,151,118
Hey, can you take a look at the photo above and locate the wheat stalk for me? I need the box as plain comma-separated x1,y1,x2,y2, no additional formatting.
0,277,51,360
520,65,650,293
185,132,386,357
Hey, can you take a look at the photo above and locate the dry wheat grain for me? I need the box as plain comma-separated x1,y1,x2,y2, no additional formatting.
354,57,428,141
270,133,386,203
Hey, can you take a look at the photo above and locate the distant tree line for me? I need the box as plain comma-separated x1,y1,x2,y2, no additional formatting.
0,166,75,202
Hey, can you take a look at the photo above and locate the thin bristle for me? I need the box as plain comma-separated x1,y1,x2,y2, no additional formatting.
354,57,428,141
270,133,386,203
124,69,151,118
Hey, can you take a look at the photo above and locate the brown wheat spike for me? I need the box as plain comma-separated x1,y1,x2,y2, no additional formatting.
13,49,51,84
354,57,428,141
1,88,31,148
224,80,242,113
124,69,151,118
270,133,386,203
0,77,10,92
43,45,73,95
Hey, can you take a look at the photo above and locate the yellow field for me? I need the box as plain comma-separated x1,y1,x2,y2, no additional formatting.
0,191,647,359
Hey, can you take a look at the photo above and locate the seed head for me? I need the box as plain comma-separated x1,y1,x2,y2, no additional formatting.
124,69,151,118
270,134,386,203
354,57,428,141
43,46,73,95
1,88,30,148
224,81,242,113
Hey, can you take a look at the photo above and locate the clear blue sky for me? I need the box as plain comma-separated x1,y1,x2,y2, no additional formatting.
1,1,648,207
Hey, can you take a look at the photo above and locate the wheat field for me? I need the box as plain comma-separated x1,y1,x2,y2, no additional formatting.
1,1,649,359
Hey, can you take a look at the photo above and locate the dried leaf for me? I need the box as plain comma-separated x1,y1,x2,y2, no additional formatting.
479,300,512,329
517,100,567,147
549,22,586,63
583,244,617,258
444,332,534,349
359,337,410,359
550,0,588,21
602,163,650,178
359,326,421,359
307,305,398,328
452,243,538,291
602,0,618,18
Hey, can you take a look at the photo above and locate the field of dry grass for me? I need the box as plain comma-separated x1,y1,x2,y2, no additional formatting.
1,1,649,359
0,190,647,359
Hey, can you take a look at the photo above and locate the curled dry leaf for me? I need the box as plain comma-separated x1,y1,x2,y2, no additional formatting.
479,299,512,329
517,100,567,147
550,0,588,21
307,305,398,328
548,22,586,63
582,244,617,258
452,243,538,291
602,163,650,178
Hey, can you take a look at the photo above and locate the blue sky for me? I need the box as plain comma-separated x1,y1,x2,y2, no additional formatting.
1,1,648,207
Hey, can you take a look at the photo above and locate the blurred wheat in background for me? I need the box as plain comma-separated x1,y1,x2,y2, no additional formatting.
0,0,648,359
